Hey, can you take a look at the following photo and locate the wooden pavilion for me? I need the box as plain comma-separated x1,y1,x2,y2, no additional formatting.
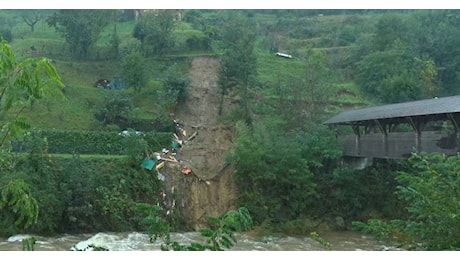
323,95,460,159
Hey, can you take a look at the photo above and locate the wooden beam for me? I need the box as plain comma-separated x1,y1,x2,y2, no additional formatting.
448,113,460,132
187,131,198,141
406,117,416,131
161,157,178,163
155,161,165,170
372,119,388,157
351,124,360,136
373,119,387,134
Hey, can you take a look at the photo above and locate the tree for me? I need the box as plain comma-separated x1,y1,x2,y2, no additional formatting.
95,91,134,126
133,10,177,57
119,10,137,22
372,13,410,52
353,11,446,102
148,63,190,119
393,153,460,250
21,10,43,32
228,120,341,225
297,48,335,123
121,52,146,93
109,10,121,60
260,48,335,131
356,41,437,103
217,13,257,125
407,10,460,95
47,10,112,59
0,39,65,148
0,39,65,233
353,152,460,250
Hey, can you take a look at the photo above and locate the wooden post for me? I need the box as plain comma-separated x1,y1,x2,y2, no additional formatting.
406,117,422,154
447,113,460,154
352,124,361,156
374,119,388,157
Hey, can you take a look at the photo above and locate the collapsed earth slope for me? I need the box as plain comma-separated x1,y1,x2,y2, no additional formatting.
160,56,238,229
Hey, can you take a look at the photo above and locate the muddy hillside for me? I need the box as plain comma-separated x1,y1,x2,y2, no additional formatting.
157,56,239,230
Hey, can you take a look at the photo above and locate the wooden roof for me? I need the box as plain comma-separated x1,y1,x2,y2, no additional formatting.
324,95,460,125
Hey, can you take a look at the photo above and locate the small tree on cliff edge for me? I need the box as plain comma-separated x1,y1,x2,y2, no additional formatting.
218,13,257,126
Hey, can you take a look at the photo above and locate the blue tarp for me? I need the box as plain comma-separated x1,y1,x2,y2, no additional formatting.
109,77,129,90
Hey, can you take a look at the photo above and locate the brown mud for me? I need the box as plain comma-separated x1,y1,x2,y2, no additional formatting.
158,56,239,229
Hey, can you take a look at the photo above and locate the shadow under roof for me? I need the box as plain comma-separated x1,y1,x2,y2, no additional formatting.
323,95,460,125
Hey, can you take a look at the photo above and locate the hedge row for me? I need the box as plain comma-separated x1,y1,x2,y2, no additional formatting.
11,130,173,155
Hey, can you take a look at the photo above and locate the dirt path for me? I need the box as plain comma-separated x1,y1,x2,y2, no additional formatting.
160,56,238,229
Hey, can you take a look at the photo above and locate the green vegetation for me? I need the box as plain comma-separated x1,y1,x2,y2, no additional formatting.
0,38,63,236
0,143,164,236
138,205,253,251
353,153,460,250
22,237,37,251
0,9,459,251
229,121,342,224
2,10,374,131
217,13,257,123
46,10,114,60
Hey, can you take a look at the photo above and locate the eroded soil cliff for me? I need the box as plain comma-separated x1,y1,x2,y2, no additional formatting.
159,56,239,230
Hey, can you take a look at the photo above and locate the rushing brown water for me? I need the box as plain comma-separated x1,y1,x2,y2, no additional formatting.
0,230,401,251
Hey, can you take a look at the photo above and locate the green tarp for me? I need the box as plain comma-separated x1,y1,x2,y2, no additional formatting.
141,158,156,170
172,141,180,150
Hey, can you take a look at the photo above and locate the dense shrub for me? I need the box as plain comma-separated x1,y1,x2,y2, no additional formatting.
353,153,460,250
313,159,406,226
11,130,171,155
0,137,165,236
231,121,342,225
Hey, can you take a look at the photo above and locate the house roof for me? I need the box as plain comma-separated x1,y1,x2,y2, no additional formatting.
323,95,460,125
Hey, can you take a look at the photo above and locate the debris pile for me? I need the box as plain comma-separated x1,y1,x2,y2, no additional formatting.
139,118,206,217
140,118,199,181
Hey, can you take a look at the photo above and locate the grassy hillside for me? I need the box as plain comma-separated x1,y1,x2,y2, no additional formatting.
1,10,373,132
2,13,170,131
